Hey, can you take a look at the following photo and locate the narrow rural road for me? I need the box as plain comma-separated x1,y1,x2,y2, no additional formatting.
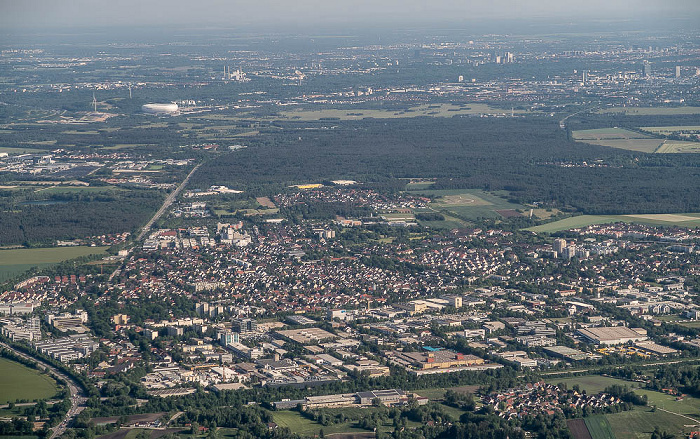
657,407,700,425
136,163,202,241
0,342,87,439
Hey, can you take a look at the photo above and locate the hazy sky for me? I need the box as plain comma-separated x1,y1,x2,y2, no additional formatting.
1,0,698,30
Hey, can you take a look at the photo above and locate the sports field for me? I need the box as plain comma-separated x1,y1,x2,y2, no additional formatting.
526,213,700,233
0,357,59,404
410,189,526,221
0,246,108,282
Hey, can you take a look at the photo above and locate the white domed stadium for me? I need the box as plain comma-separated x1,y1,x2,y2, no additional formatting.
142,103,179,115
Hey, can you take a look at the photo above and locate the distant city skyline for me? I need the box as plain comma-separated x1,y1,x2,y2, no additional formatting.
1,0,698,31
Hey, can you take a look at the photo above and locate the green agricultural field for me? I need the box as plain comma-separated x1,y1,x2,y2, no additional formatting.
0,147,45,154
405,181,436,190
526,213,700,233
416,216,470,229
633,388,700,419
546,376,635,394
606,407,694,439
597,106,700,115
0,264,45,283
548,375,700,438
0,357,59,404
655,141,700,153
572,128,650,140
573,127,700,153
0,246,109,282
584,415,615,439
548,374,700,419
584,138,663,153
640,125,700,134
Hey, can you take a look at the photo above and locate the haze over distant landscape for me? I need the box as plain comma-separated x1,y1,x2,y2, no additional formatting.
2,0,699,30
1,1,700,439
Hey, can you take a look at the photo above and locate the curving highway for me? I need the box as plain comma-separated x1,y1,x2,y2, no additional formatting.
0,342,87,439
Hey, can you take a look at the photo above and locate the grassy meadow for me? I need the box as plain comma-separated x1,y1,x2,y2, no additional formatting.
0,357,59,404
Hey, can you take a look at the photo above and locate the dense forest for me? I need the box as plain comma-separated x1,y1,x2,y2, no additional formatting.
192,116,700,214
0,189,164,245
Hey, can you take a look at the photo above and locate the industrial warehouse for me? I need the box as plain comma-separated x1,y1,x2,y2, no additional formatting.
273,388,427,410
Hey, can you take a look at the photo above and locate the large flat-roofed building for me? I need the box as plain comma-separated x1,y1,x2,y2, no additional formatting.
576,326,648,345
275,328,338,345
634,341,679,357
543,345,599,361
304,393,357,409
357,389,406,405
273,389,421,410
388,348,484,370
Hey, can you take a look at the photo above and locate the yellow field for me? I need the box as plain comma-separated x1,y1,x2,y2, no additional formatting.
292,183,324,189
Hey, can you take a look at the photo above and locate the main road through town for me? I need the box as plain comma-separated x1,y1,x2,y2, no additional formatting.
136,162,202,241
0,342,87,439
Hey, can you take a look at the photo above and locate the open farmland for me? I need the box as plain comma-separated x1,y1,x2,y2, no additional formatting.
277,103,533,121
0,246,108,282
640,125,700,134
0,357,59,404
596,106,700,115
546,376,634,394
655,141,700,153
573,127,700,153
526,213,700,233
606,407,695,439
584,415,615,439
586,138,663,153
571,128,650,140
545,374,700,439
567,419,593,439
